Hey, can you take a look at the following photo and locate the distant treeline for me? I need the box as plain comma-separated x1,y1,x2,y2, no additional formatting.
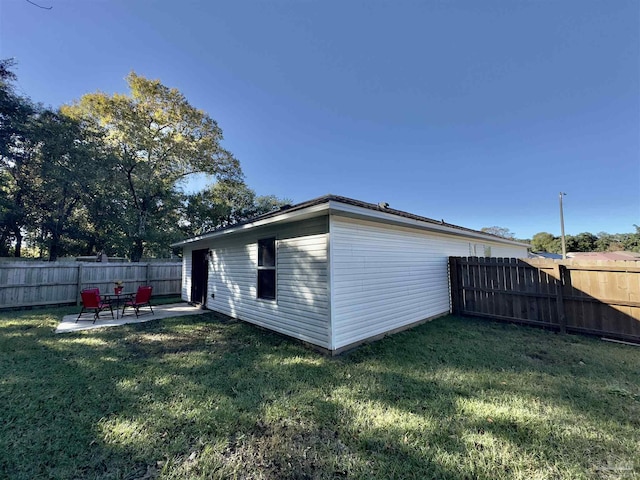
481,226,640,254
528,230,640,254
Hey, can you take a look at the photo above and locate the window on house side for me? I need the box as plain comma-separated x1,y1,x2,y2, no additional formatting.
257,238,276,300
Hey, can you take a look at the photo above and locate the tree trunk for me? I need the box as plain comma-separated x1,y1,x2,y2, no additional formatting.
129,207,147,262
14,229,22,257
0,230,9,256
48,230,60,261
130,238,144,262
85,238,96,256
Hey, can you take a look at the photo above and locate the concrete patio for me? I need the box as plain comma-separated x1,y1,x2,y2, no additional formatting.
55,302,208,334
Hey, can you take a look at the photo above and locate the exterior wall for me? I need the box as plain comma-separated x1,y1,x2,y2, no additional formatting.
496,244,530,258
206,216,331,349
181,246,193,302
467,241,528,258
329,216,528,350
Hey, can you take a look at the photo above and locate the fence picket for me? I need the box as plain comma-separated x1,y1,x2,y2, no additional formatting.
449,257,640,344
0,262,181,309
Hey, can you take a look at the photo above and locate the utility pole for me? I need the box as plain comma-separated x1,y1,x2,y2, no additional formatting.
559,192,567,259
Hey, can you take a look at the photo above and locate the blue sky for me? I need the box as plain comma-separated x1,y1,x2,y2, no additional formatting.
1,0,638,239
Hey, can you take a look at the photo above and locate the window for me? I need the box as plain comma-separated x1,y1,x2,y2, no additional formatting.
257,237,276,300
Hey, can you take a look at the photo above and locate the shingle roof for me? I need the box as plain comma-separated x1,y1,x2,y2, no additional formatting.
316,195,511,240
174,194,526,246
567,251,640,261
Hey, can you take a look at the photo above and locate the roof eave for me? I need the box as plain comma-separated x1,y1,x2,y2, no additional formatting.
172,197,529,249
170,202,331,248
327,200,530,247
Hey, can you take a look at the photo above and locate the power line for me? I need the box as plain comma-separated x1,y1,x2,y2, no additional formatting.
26,0,53,10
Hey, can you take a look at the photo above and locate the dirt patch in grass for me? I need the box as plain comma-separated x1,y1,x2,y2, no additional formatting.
216,420,359,479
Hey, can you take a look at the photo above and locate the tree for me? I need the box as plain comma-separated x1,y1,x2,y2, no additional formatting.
26,110,112,260
0,169,13,256
571,232,597,252
531,232,561,253
480,226,515,239
0,59,38,257
530,229,640,254
1,59,111,260
621,225,640,252
182,180,290,237
62,72,242,261
595,232,614,252
254,194,290,216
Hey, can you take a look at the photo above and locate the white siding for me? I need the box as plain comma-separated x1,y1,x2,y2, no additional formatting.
330,216,527,350
206,217,330,348
182,246,193,302
468,241,528,258
486,243,530,258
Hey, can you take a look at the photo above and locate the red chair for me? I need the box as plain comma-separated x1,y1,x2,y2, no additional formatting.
77,288,114,323
122,286,154,318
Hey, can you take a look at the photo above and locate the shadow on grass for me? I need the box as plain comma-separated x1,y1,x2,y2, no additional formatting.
1,309,638,479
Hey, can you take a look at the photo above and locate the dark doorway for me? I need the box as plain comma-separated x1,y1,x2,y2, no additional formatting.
191,249,209,307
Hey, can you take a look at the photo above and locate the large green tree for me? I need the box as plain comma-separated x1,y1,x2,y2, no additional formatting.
182,180,290,237
480,226,515,239
620,225,640,252
26,110,112,260
566,232,597,253
0,59,34,256
531,232,561,253
529,228,640,254
1,58,110,260
62,72,242,261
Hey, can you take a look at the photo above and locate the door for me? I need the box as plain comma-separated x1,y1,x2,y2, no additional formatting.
191,249,209,307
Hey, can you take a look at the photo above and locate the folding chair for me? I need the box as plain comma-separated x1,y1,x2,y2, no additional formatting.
77,288,114,323
121,285,154,318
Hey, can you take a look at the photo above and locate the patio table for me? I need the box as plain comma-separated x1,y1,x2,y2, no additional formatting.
103,292,133,319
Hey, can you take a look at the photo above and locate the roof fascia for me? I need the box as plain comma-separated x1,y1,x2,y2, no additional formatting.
172,197,529,249
327,200,529,247
171,202,330,248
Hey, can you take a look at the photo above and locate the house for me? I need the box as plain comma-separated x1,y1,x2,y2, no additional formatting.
528,252,563,259
567,251,640,261
171,195,529,354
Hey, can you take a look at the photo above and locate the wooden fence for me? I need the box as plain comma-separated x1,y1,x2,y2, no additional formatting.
448,257,640,343
0,262,182,309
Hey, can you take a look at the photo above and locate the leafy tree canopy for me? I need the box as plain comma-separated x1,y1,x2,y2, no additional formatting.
530,229,640,254
181,180,291,237
1,65,289,261
62,72,243,260
0,58,37,257
480,226,515,239
531,232,561,254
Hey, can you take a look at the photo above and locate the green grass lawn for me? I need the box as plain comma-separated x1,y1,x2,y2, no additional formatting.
1,305,638,480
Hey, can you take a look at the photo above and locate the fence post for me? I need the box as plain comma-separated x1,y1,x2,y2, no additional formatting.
449,257,461,315
556,264,567,334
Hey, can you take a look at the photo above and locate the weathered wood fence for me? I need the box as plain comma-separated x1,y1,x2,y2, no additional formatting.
448,257,640,343
0,262,182,309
